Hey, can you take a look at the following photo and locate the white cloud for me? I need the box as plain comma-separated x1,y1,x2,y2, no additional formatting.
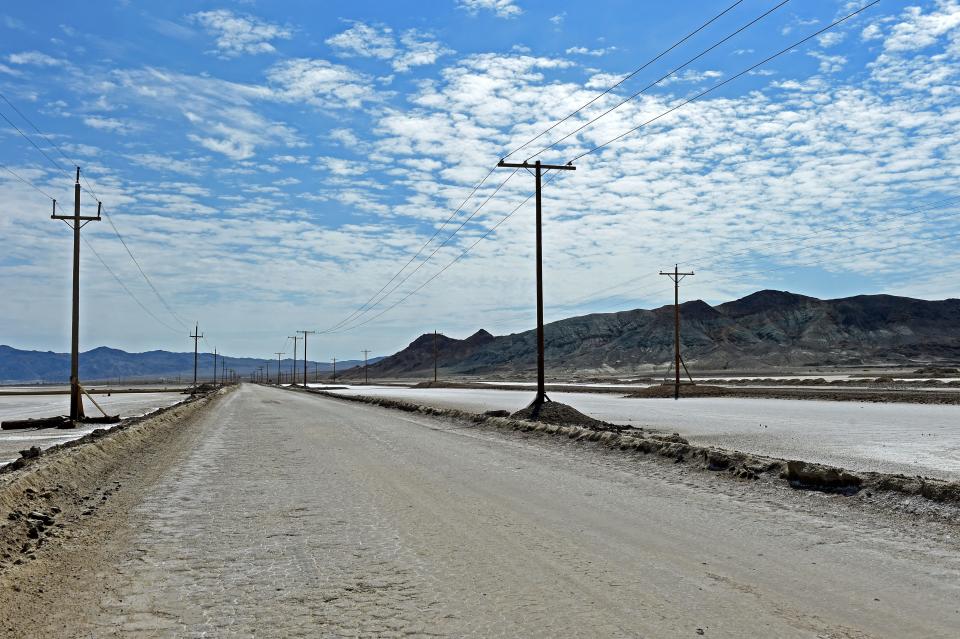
808,51,848,74
127,153,207,176
267,58,380,109
817,31,846,48
326,22,396,59
565,46,617,57
457,0,522,19
325,22,452,72
861,24,884,41
7,51,63,66
881,0,960,52
393,30,454,72
550,13,566,26
189,9,291,58
83,115,130,133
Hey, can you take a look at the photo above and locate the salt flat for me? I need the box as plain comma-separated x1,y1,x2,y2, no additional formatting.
323,385,960,480
0,392,185,465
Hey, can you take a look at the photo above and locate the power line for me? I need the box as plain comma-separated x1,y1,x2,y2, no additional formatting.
0,107,71,177
332,171,568,333
321,165,500,333
526,0,792,162
82,235,182,334
98,204,189,327
0,163,57,200
322,169,520,333
322,2,749,333
503,0,746,160
0,91,78,173
557,194,960,310
0,92,187,329
570,1,880,163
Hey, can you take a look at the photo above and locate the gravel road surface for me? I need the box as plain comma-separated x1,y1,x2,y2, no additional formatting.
8,384,958,637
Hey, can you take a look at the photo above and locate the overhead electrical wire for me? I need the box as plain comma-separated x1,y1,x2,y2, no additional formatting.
319,169,521,333
82,235,183,335
557,194,960,310
569,1,880,163
326,2,878,332
331,171,566,333
502,0,746,160
0,163,57,200
525,0,792,162
0,92,189,330
321,0,765,333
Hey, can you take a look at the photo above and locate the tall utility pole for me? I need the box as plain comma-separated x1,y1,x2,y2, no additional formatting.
331,357,337,383
496,159,576,409
288,336,300,385
298,330,315,388
51,167,101,422
433,331,438,383
362,350,371,385
266,361,271,384
659,265,695,400
275,352,284,386
190,323,203,387
212,349,218,385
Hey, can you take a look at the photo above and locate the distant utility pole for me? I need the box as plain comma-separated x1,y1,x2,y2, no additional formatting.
331,357,337,383
51,167,101,422
314,362,318,382
298,330,315,388
288,336,300,385
362,350,371,385
433,331,439,383
190,323,203,387
213,349,218,385
496,158,576,410
659,265,695,401
275,352,284,386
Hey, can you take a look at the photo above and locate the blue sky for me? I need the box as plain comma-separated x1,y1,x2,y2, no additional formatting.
1,0,959,360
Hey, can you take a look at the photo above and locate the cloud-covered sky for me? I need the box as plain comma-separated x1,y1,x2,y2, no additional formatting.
1,0,959,360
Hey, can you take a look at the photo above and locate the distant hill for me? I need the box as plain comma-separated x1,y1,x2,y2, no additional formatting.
338,290,960,378
0,345,380,384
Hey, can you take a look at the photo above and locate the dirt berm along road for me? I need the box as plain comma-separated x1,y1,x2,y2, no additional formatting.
2,383,958,637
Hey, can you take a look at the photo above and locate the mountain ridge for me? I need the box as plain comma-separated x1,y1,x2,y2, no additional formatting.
339,290,960,378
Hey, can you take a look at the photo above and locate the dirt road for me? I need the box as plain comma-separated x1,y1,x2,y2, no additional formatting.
4,384,958,637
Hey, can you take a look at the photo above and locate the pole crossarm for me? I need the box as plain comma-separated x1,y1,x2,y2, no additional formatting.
497,160,576,171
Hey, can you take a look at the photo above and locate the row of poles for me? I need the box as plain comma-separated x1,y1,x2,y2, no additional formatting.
55,161,695,426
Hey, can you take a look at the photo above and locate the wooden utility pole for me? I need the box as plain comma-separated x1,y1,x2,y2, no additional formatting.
433,331,438,383
190,323,203,388
659,265,694,400
298,330,315,388
275,352,284,386
288,336,300,385
51,167,101,422
212,349,217,385
496,159,576,409
331,357,337,383
362,350,371,385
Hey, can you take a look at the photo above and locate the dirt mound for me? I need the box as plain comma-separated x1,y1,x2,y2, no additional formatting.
510,401,608,428
628,384,731,398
